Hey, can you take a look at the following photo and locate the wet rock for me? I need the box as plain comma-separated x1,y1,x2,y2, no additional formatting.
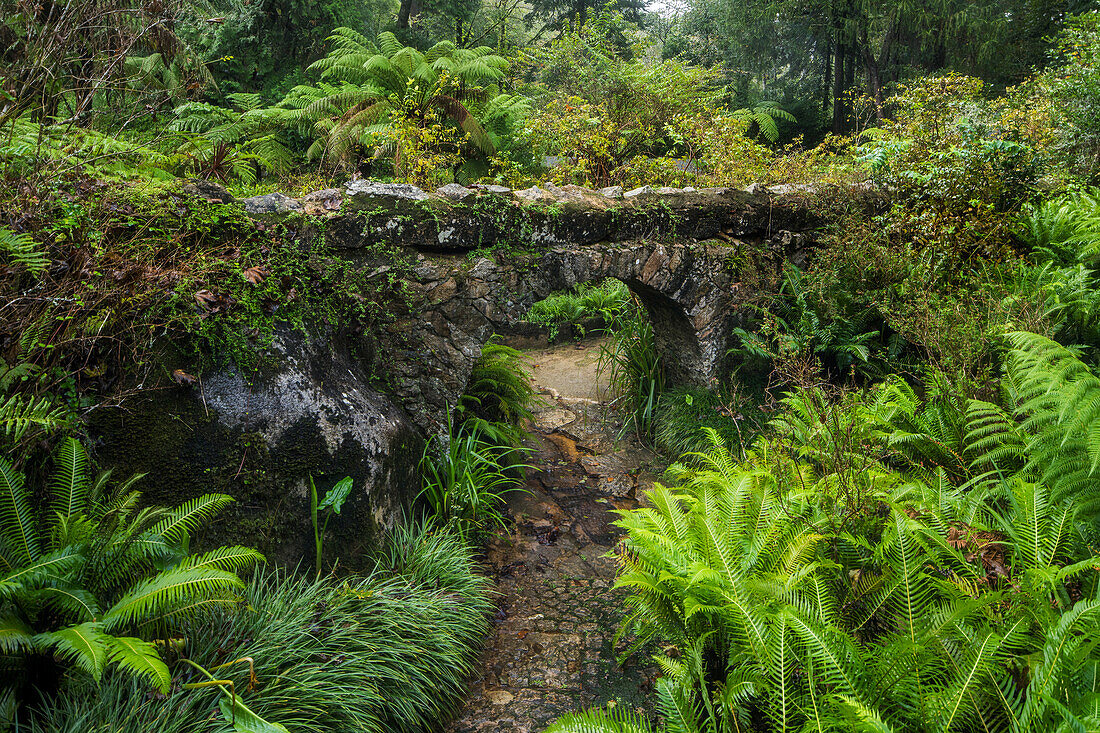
534,407,577,431
472,184,513,195
486,690,515,705
436,183,476,200
181,179,234,203
513,186,556,203
241,191,303,218
300,188,343,214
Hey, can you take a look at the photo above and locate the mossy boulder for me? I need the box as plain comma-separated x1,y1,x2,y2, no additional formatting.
90,327,422,567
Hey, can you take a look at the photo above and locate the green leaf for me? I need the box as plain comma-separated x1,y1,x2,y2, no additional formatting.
35,622,108,681
105,635,171,693
101,566,243,630
0,456,37,565
219,695,291,733
318,477,354,514
50,436,88,521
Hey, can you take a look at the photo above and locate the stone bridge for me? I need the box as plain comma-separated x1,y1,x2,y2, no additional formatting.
284,180,869,431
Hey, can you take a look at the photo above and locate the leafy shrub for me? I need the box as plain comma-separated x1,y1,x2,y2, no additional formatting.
1038,12,1100,182
526,279,632,339
24,523,492,732
557,392,1100,731
861,74,1041,214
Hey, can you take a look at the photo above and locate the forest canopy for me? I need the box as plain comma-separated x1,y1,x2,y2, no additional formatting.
3,0,1097,190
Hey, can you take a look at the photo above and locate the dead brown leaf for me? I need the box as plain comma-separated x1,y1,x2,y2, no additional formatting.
172,369,198,386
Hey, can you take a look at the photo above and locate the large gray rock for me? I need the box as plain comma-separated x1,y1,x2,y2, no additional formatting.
181,179,235,203
91,328,422,566
241,192,303,217
345,180,429,201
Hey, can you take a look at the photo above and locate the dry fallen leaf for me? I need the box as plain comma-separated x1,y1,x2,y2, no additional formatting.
194,289,217,306
243,265,267,284
172,369,198,386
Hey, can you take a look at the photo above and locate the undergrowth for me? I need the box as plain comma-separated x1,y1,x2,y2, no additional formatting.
24,522,492,732
0,179,406,421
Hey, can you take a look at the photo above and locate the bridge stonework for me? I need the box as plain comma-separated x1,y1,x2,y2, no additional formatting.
264,180,879,432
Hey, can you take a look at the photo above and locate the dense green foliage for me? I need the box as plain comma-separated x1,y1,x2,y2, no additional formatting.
420,337,535,534
0,438,261,715
526,279,632,339
549,329,1100,731
13,0,1100,730
22,522,492,732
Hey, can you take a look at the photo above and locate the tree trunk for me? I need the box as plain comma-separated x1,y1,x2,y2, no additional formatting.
861,17,896,121
832,35,846,134
397,0,419,29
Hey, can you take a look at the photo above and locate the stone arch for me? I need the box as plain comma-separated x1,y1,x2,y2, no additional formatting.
383,239,745,433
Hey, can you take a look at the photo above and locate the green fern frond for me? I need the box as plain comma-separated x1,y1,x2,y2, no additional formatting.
49,437,89,522
148,493,234,545
179,545,265,572
543,705,651,733
104,634,170,693
0,228,47,275
34,622,107,681
101,565,244,632
0,393,66,443
0,457,39,565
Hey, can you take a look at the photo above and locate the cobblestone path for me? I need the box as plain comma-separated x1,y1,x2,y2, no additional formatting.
448,399,661,733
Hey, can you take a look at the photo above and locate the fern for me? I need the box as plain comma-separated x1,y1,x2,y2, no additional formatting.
460,338,537,428
0,439,261,702
281,29,516,169
0,228,46,275
0,394,65,445
544,705,651,733
1005,331,1100,512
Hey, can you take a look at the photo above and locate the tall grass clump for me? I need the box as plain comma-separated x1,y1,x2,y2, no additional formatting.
419,416,530,534
653,385,756,457
599,312,664,439
25,523,492,733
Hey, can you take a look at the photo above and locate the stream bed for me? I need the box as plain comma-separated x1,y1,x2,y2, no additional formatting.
448,338,663,733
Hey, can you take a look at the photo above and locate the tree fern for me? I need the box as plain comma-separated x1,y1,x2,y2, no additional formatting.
282,29,515,170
